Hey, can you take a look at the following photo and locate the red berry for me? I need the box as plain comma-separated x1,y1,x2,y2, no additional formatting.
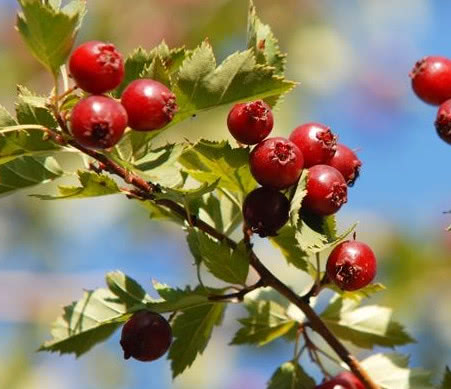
335,372,365,389
327,144,362,186
316,372,364,389
227,100,274,145
410,56,451,106
69,41,125,94
70,95,127,149
303,165,347,216
120,311,172,362
249,137,304,189
434,99,451,145
289,122,337,167
121,79,178,131
327,240,377,291
243,187,289,237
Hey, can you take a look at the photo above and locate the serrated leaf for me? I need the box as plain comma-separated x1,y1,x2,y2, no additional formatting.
106,271,155,308
168,302,226,377
137,198,185,225
440,366,451,389
141,56,171,88
15,86,57,129
328,283,386,303
16,0,86,76
289,169,308,226
267,361,316,389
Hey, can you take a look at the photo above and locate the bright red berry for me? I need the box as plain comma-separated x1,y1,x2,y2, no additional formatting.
70,95,127,149
227,100,274,145
327,240,377,291
120,311,172,362
327,144,362,186
316,372,364,389
434,99,451,145
69,41,125,94
249,137,304,189
410,56,451,106
289,122,337,168
303,165,347,216
243,187,290,237
121,79,178,131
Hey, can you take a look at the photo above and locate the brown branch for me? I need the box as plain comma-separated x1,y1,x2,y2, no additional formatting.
208,279,264,302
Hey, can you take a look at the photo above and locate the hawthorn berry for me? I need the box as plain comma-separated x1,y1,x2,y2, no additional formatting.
70,95,128,149
227,100,274,145
249,137,304,189
316,372,364,389
303,165,347,216
120,311,172,362
69,41,125,94
327,144,362,186
327,240,377,291
243,187,289,237
434,99,451,145
121,79,178,131
289,122,337,167
410,56,451,106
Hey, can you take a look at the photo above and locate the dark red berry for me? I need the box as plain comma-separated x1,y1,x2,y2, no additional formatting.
121,79,178,131
69,41,125,94
120,311,172,362
249,137,304,189
434,99,451,145
410,56,451,106
327,144,362,186
327,240,377,291
303,165,347,216
334,372,365,389
289,122,337,168
243,187,289,237
70,95,128,149
316,372,364,389
227,100,274,145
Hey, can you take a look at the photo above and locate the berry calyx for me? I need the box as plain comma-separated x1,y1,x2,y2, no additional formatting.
410,56,451,106
120,311,172,362
315,372,364,389
70,95,128,149
327,144,362,186
303,165,347,216
69,41,125,94
289,122,337,167
243,187,290,237
121,79,178,131
249,137,304,189
327,240,377,291
227,100,274,145
434,99,451,145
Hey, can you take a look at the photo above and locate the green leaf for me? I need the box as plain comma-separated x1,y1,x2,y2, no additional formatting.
168,302,226,377
106,271,154,308
440,366,451,389
327,283,386,303
16,0,86,76
270,225,310,271
112,130,155,163
137,199,185,225
231,300,296,347
141,55,171,88
267,361,316,389
0,156,63,196
15,86,57,129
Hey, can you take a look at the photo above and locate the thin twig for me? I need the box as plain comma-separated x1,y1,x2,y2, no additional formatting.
208,279,264,302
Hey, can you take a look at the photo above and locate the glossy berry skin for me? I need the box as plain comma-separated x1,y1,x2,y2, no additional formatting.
327,144,362,186
243,187,289,237
303,165,347,216
289,122,337,168
249,137,304,189
69,41,125,94
316,372,364,389
70,95,128,149
410,56,451,106
327,240,377,291
434,99,451,145
121,79,178,131
120,311,172,362
227,100,274,145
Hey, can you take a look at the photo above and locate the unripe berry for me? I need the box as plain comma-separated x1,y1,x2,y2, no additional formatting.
303,165,347,216
120,311,172,362
249,137,304,189
410,56,451,106
69,41,125,94
121,79,178,131
227,100,274,145
316,372,364,389
243,187,289,237
327,144,362,186
327,240,377,291
434,99,451,145
289,122,337,167
70,95,128,149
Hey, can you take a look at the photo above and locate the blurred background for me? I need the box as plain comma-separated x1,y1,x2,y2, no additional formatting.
0,0,450,388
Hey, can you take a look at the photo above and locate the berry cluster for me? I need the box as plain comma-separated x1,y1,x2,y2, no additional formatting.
68,41,178,149
410,55,451,144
